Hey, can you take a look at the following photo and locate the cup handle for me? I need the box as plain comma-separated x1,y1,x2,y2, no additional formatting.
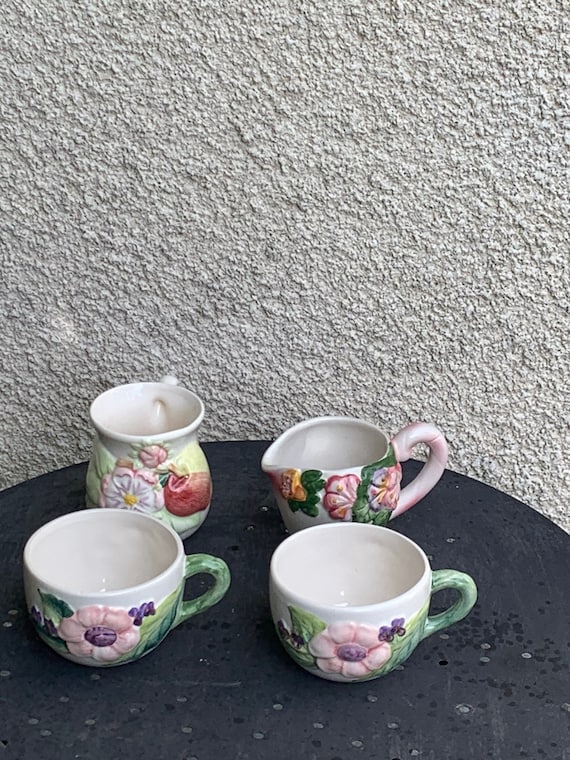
421,569,478,640
173,554,231,628
390,422,448,517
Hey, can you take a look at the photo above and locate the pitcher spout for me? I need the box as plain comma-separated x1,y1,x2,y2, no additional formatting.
261,438,286,474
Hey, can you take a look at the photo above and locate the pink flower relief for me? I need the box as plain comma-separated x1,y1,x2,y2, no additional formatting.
58,606,140,663
308,621,392,678
138,444,169,469
100,466,165,513
323,474,361,520
367,464,402,511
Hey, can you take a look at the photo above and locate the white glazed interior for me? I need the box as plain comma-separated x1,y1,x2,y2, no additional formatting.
271,523,428,608
24,509,180,595
262,416,389,471
90,382,204,439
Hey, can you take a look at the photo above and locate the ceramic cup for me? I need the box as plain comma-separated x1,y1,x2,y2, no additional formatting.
86,376,212,539
261,417,448,533
270,523,477,682
24,509,231,667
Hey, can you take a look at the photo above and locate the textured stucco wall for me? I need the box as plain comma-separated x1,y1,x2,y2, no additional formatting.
1,0,569,531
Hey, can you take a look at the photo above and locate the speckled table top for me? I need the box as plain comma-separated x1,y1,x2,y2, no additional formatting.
1,441,568,760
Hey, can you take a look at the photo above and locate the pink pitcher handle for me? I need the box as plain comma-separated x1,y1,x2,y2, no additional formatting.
390,422,448,518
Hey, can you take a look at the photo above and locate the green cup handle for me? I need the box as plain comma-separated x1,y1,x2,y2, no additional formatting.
173,554,231,628
421,569,478,640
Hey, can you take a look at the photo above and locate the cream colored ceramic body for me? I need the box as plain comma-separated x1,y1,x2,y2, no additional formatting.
270,523,477,682
86,377,212,539
262,417,448,532
24,509,231,666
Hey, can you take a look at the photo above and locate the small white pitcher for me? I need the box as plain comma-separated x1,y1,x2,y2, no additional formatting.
261,417,448,533
86,376,212,539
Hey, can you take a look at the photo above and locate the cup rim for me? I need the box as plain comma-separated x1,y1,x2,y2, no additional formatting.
261,416,390,470
270,523,431,613
89,381,205,443
24,509,184,598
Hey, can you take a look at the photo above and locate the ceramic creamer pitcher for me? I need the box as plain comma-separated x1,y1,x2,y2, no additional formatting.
261,417,448,533
86,377,212,539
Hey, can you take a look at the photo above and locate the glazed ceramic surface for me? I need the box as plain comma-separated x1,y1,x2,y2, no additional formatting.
262,417,448,533
269,523,477,682
86,377,212,539
23,509,231,667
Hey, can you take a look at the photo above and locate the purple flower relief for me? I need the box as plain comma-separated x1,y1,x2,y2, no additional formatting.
336,643,368,662
378,618,406,643
31,606,43,626
391,618,406,636
378,625,395,643
128,601,157,627
277,620,304,648
277,619,290,641
84,626,118,647
290,633,305,649
44,618,58,637
367,465,402,512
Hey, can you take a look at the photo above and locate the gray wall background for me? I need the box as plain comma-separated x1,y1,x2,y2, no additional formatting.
1,0,568,531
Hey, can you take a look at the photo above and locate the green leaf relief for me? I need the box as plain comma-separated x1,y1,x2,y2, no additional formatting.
363,600,430,680
351,494,373,523
288,495,319,517
289,605,327,642
277,606,328,669
116,587,181,664
371,509,392,527
287,499,301,513
36,628,69,654
301,500,320,518
287,470,325,518
359,447,398,484
287,646,318,669
300,470,325,491
39,590,74,626
351,446,398,524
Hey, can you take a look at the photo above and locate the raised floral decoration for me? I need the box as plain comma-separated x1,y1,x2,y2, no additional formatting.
277,446,402,526
30,588,180,666
276,605,426,681
323,474,360,521
275,468,325,518
309,622,392,678
57,606,141,663
86,440,212,534
100,466,164,513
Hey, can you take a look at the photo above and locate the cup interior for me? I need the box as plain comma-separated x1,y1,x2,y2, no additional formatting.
271,524,428,607
90,382,203,438
265,417,389,470
25,510,180,595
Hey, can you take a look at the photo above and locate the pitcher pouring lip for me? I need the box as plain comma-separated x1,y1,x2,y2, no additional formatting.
261,416,392,475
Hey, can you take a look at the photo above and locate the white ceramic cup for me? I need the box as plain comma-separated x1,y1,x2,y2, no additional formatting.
270,523,477,682
24,509,231,667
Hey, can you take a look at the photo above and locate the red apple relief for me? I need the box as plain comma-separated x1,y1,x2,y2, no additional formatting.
164,471,212,517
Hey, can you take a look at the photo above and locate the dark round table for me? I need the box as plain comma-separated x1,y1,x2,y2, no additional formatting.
1,441,568,759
